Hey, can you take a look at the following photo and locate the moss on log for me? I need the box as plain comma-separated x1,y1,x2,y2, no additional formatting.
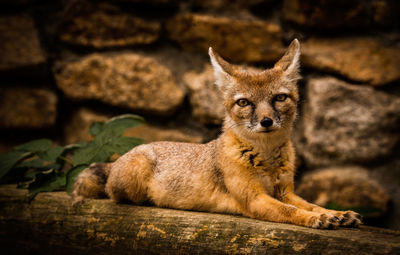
0,184,399,254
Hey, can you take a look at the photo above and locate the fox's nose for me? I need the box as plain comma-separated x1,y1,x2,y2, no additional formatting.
260,117,273,128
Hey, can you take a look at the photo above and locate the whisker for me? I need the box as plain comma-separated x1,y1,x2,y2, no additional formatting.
225,120,248,130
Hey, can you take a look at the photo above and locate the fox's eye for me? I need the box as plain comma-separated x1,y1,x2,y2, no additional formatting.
236,99,250,107
275,94,288,102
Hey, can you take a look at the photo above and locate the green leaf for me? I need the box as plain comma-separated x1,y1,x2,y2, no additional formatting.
89,122,105,136
42,163,62,171
71,143,98,165
72,136,143,166
1,114,145,198
106,114,145,128
16,158,61,172
28,170,66,200
101,114,145,137
15,139,52,153
64,141,86,151
88,114,144,139
37,146,64,162
105,137,144,155
72,142,113,166
92,126,123,145
16,158,44,169
24,168,45,180
65,165,88,194
0,151,32,179
72,115,144,166
91,149,113,163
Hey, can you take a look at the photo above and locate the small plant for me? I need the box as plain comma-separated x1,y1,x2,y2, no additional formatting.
0,114,144,199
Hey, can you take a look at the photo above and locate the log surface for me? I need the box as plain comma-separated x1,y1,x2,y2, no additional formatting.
0,185,399,255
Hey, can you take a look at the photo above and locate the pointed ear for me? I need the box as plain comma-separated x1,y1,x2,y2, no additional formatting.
208,47,235,90
274,39,301,80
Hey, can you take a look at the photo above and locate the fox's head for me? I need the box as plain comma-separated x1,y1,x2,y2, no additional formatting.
209,39,301,141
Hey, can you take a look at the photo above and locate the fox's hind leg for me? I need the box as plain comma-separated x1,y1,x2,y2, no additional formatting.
105,150,155,204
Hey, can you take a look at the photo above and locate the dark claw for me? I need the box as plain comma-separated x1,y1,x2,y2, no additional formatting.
330,217,339,223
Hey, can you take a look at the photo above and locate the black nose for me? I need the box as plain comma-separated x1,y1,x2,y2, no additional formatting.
260,117,273,127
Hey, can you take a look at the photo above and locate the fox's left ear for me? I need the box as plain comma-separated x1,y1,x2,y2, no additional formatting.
274,39,301,81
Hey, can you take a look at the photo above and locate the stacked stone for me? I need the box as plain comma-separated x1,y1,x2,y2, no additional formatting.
0,0,399,228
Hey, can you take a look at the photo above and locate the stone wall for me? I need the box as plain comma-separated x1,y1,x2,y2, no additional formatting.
0,0,399,229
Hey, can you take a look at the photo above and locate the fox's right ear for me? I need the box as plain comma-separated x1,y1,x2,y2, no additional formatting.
274,39,301,81
209,47,235,90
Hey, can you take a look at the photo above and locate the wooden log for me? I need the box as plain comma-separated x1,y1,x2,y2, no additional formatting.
0,184,399,254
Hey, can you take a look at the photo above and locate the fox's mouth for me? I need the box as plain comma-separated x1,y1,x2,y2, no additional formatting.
256,128,276,133
246,125,277,134
260,130,273,133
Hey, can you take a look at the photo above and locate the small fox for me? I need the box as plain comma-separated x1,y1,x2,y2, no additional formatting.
73,39,362,229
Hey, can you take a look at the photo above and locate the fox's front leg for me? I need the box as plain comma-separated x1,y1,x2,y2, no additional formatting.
282,192,362,227
275,164,362,228
224,173,340,229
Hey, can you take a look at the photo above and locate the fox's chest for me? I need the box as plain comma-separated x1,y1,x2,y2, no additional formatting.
238,145,283,171
258,171,292,199
258,174,275,196
240,147,290,198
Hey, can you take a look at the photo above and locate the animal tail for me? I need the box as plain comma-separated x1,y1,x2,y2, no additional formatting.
71,162,111,203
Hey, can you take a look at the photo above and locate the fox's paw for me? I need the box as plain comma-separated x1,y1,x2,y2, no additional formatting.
335,211,362,227
308,213,340,229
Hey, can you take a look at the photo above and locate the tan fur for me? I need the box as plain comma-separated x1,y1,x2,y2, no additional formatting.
72,162,111,203
73,39,362,228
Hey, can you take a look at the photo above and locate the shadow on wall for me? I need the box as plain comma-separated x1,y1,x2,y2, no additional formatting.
0,0,399,229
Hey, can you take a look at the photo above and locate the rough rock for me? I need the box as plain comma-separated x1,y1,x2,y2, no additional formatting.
302,37,400,86
296,166,390,218
64,108,203,145
370,155,400,229
166,13,284,63
190,0,268,13
298,77,400,167
0,88,57,129
144,46,207,91
54,52,185,115
64,108,108,144
282,0,399,30
183,64,225,125
0,14,46,71
124,125,203,144
112,0,178,5
60,1,161,48
0,0,37,7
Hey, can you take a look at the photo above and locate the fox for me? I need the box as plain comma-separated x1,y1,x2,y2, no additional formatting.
72,39,362,229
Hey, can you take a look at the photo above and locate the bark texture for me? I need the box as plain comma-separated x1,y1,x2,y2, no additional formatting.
0,185,399,254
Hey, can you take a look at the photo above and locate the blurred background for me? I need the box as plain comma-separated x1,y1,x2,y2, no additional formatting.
0,0,399,229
